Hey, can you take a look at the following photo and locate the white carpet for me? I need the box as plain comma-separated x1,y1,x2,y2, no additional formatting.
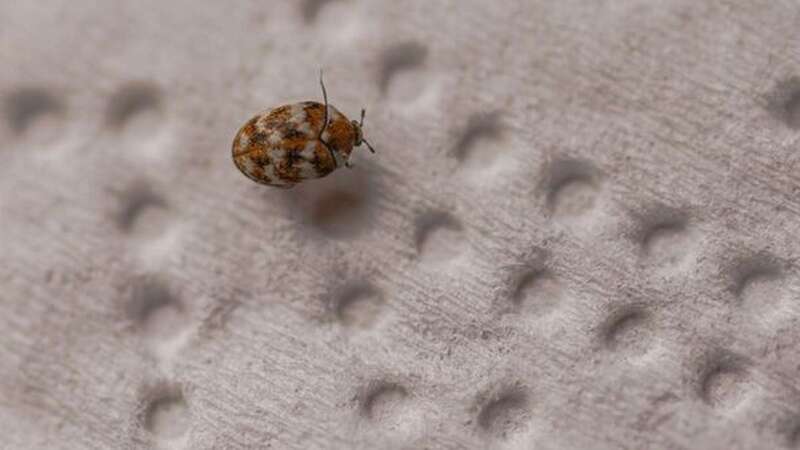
3,1,800,448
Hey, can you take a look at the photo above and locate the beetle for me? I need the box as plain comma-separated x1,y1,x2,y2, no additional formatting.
232,72,375,188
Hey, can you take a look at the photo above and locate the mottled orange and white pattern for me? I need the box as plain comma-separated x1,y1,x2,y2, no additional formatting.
232,101,360,188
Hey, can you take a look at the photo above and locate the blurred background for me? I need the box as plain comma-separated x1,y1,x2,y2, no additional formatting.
3,1,800,449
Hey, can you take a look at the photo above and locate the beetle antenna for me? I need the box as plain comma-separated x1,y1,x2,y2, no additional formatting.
362,137,376,153
358,108,375,153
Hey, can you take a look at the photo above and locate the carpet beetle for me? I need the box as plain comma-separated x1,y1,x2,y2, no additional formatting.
232,72,375,188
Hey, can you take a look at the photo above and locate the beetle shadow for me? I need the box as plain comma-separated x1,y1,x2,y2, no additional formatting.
271,158,381,240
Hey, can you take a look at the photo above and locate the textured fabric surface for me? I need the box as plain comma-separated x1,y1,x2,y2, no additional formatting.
3,1,800,449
